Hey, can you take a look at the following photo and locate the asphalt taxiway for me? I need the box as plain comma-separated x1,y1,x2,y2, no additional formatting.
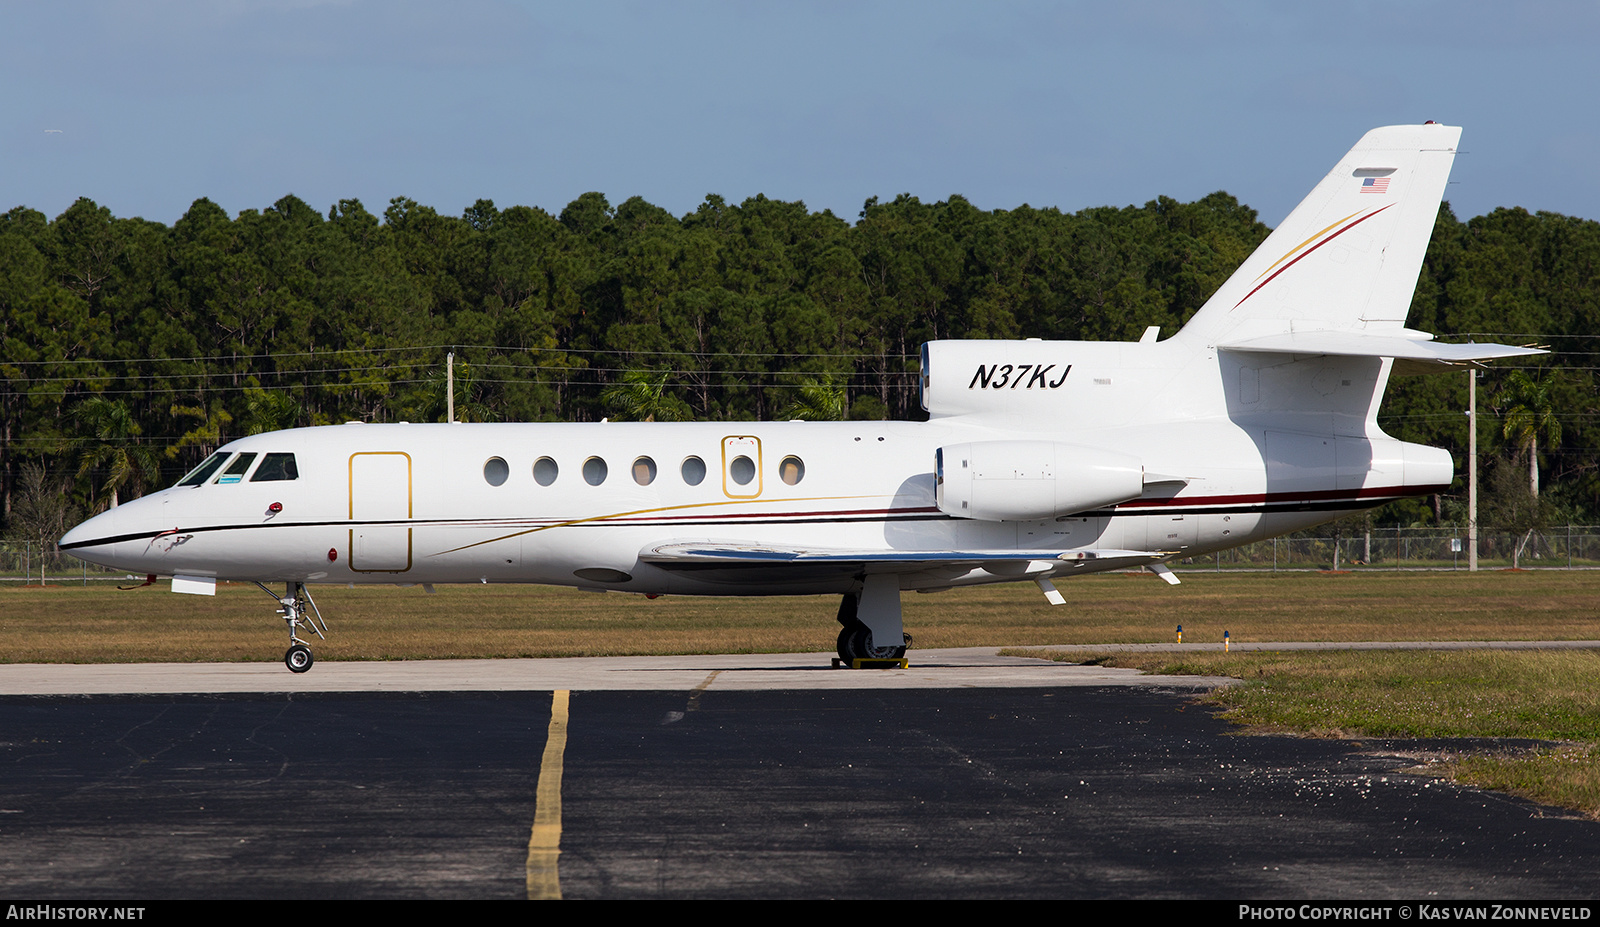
0,646,1228,694
3,648,1599,899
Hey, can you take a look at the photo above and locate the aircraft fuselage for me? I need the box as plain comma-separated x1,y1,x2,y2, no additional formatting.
61,412,1448,596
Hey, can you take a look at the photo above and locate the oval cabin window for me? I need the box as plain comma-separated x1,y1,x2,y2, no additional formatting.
779,456,805,485
533,457,558,486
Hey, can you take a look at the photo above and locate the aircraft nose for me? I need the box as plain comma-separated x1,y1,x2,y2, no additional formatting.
60,506,120,566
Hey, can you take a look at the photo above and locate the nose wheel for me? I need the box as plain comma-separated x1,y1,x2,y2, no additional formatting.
255,582,329,672
285,643,314,673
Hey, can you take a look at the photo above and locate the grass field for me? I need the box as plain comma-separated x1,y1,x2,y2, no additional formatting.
3,569,1598,663
6,569,1600,816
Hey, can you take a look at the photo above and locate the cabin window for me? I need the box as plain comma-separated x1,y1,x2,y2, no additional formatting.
681,456,706,485
178,452,231,487
779,455,805,485
483,457,509,486
215,452,258,484
250,453,299,482
729,455,756,486
632,457,657,486
583,457,608,486
533,457,558,486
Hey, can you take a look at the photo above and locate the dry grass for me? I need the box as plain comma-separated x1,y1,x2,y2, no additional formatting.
2,568,1597,663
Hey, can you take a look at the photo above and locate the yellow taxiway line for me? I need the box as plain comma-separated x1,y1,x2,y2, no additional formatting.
527,689,570,900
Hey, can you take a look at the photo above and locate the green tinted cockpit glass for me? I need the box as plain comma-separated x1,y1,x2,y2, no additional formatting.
250,453,299,482
216,452,258,484
177,452,231,487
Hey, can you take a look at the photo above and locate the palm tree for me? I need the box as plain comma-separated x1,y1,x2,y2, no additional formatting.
780,375,847,421
1499,371,1562,498
242,387,302,434
72,396,161,508
601,370,691,422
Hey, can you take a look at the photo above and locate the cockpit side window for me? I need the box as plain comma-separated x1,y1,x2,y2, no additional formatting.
177,452,231,487
250,453,299,482
215,452,258,484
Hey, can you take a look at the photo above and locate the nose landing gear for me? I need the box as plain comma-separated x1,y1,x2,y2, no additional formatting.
254,582,329,673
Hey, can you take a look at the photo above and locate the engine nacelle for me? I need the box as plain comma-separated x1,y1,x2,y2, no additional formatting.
936,441,1145,521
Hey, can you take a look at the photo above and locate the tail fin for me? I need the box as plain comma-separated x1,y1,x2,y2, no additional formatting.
1175,123,1460,347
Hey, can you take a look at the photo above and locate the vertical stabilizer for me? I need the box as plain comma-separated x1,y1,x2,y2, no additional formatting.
1175,124,1460,347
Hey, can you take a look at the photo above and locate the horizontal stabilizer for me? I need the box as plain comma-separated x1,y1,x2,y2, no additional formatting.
1218,330,1544,374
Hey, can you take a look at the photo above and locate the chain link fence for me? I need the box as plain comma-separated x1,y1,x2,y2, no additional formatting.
1171,526,1600,571
1,543,130,584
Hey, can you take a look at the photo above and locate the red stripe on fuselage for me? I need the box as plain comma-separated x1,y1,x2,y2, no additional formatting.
1111,483,1447,511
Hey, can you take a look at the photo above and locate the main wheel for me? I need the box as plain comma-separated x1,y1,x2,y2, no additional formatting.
285,644,314,673
836,623,857,662
836,621,906,663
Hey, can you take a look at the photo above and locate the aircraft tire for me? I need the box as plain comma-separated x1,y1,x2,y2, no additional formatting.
836,624,857,662
836,622,906,664
285,644,314,674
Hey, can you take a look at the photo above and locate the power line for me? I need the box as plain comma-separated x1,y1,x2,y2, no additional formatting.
1,363,914,386
0,344,921,368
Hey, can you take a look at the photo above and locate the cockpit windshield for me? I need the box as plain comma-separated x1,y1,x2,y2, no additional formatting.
176,452,231,487
216,452,258,483
175,451,299,486
250,453,299,482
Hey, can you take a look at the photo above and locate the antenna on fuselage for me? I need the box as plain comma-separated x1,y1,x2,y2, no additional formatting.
447,351,455,424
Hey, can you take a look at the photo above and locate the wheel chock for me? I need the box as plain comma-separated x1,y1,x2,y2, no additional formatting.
831,656,910,669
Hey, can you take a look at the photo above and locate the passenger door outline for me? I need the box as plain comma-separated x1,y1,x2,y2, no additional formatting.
348,451,412,572
721,436,763,499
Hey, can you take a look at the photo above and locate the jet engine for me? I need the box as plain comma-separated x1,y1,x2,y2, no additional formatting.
935,441,1145,521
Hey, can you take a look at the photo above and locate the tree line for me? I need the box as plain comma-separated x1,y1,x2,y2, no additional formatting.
2,188,1595,550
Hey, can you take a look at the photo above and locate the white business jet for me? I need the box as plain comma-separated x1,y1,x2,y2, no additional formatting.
60,124,1540,672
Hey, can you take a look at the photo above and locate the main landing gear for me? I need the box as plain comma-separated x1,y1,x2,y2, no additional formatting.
254,582,329,673
834,574,910,667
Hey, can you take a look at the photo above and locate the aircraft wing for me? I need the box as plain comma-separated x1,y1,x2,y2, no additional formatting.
640,542,1169,584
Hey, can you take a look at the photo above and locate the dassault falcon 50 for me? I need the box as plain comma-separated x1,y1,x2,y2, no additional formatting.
61,123,1540,672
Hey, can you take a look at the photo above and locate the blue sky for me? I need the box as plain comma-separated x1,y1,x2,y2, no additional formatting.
4,1,1596,229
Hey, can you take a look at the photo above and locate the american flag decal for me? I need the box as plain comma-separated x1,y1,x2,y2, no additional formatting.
1361,177,1390,194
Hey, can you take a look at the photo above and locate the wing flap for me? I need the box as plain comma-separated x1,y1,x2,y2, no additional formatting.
642,541,1168,577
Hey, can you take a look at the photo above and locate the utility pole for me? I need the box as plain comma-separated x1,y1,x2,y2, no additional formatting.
1468,367,1478,571
447,351,456,424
